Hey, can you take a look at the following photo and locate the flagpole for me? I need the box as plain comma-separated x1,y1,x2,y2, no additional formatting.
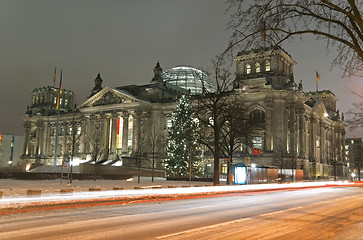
53,70,62,170
53,106,60,168
53,68,56,88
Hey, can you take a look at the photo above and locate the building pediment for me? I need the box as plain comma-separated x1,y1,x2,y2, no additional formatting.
79,87,146,109
312,99,328,116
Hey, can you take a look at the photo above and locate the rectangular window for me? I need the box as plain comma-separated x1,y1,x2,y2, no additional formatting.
253,136,262,155
116,117,123,150
167,119,172,129
221,164,228,174
128,116,133,151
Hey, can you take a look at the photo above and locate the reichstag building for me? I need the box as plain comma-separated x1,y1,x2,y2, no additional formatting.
21,46,347,179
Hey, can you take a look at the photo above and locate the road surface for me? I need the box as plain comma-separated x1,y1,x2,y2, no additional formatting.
1,186,362,240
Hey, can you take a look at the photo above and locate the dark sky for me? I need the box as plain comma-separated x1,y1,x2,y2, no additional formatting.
0,0,361,137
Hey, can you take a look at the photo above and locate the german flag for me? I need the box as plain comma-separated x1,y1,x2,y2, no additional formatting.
56,70,62,110
316,71,320,82
53,68,56,86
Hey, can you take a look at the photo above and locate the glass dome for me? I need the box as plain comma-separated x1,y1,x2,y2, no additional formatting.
162,66,215,94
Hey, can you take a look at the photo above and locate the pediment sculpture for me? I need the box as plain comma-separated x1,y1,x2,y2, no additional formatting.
93,91,123,106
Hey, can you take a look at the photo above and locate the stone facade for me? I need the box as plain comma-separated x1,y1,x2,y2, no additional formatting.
231,46,346,179
21,47,347,179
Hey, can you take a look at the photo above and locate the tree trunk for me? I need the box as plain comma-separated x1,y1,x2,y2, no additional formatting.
213,129,220,186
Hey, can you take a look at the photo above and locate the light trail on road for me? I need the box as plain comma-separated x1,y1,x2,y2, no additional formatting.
1,186,362,239
0,181,356,209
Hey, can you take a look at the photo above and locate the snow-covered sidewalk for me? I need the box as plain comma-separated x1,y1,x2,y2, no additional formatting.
0,177,213,198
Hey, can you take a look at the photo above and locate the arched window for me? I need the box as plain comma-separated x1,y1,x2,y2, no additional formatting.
246,64,251,74
249,109,266,123
265,60,271,71
255,63,261,73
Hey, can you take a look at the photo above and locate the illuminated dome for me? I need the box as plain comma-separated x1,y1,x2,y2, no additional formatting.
162,66,215,94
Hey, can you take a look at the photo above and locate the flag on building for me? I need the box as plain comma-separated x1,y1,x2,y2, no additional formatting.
56,70,62,110
316,71,320,82
53,68,56,86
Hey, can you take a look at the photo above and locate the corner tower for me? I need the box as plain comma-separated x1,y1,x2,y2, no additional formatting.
89,73,103,97
234,46,297,90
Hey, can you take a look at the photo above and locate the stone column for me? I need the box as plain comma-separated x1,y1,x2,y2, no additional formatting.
23,122,31,156
102,114,111,158
320,121,326,163
132,111,141,154
122,112,129,154
264,99,273,151
110,113,118,155
336,126,342,162
41,122,49,156
288,105,296,154
309,117,317,162
273,99,285,153
35,121,43,156
297,109,305,157
79,119,87,154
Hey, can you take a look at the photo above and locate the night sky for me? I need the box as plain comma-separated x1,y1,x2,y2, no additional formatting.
0,0,361,137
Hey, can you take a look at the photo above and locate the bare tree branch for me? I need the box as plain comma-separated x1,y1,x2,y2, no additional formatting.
226,0,363,77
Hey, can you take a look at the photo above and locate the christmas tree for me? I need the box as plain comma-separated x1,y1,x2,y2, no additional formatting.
165,95,202,177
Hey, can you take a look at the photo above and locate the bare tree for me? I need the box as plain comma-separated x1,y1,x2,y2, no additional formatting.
150,125,166,182
87,116,104,166
226,0,363,76
346,102,363,128
65,109,84,183
193,55,235,185
220,94,260,183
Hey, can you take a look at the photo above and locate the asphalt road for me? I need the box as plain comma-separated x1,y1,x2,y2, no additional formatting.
1,186,362,240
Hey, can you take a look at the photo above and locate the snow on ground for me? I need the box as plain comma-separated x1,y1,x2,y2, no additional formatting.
0,177,213,198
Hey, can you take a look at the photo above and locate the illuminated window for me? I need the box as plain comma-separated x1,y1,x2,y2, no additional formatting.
77,127,81,135
255,63,261,73
68,127,72,135
128,116,133,152
221,164,228,174
167,119,172,129
253,136,263,155
246,64,251,74
265,60,271,71
65,99,68,106
116,117,123,150
54,97,57,104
